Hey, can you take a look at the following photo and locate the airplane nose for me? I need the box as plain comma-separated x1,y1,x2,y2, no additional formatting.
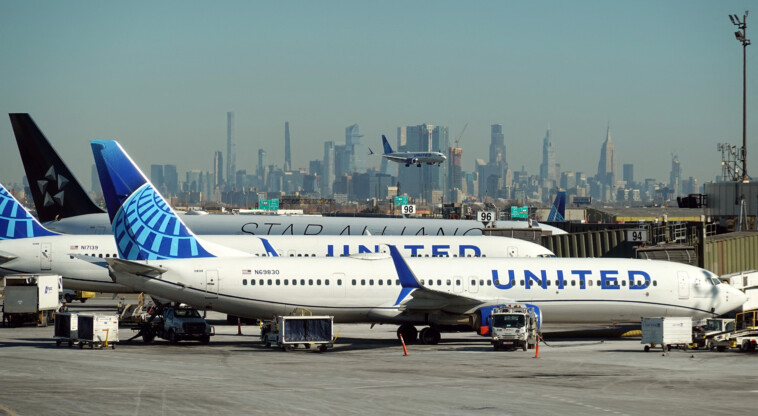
725,286,747,313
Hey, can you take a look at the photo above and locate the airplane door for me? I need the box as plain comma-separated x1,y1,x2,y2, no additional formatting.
468,276,479,294
205,270,219,299
453,276,463,293
333,273,346,297
677,271,690,299
40,243,52,270
507,246,518,257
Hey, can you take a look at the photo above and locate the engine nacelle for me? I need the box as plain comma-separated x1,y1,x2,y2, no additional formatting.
472,304,505,336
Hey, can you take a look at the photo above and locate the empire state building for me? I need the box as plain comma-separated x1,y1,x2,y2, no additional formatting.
596,125,617,189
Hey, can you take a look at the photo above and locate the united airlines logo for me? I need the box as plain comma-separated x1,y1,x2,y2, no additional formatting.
113,184,213,260
491,269,652,290
0,186,57,239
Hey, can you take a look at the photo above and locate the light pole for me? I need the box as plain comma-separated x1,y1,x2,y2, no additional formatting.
731,11,751,183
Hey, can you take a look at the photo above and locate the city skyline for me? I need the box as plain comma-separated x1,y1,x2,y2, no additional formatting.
0,1,755,189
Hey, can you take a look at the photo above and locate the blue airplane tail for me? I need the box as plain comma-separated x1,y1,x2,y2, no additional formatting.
0,183,59,240
91,140,214,260
381,135,394,154
547,191,566,222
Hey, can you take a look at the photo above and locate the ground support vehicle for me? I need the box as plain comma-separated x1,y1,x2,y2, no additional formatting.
2,275,61,327
260,315,334,352
131,303,214,344
642,317,692,352
53,312,78,347
75,314,119,349
61,289,96,304
711,310,758,352
692,318,735,350
489,305,539,351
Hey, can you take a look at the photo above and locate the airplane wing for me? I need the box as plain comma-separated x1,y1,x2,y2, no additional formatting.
106,258,167,277
387,245,514,315
69,253,108,268
383,154,409,163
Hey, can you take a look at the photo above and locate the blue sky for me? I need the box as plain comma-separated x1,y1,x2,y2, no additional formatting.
0,0,756,189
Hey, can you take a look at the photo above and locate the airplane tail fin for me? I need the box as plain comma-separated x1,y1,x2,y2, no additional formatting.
368,147,375,155
381,135,394,154
0,183,59,240
90,140,214,260
387,245,422,305
9,113,105,222
547,191,566,222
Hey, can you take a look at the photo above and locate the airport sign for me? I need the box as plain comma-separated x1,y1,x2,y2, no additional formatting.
259,199,280,210
510,206,529,219
401,204,416,215
477,211,495,223
394,196,408,206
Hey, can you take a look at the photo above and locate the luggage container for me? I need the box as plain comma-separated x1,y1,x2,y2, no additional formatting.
53,312,78,347
642,317,692,352
2,275,61,327
261,315,334,352
76,314,119,349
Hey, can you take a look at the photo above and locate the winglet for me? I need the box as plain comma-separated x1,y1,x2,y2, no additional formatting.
387,245,422,305
259,238,280,257
368,147,375,155
91,140,214,260
381,135,394,154
0,183,59,240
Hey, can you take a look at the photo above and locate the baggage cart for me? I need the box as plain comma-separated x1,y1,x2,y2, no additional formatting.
76,314,119,349
53,312,78,347
261,315,334,352
642,317,692,352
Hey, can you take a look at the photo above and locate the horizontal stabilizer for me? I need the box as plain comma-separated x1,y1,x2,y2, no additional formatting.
106,258,167,277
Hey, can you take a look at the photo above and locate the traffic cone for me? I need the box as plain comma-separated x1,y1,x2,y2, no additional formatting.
237,316,242,335
399,334,408,356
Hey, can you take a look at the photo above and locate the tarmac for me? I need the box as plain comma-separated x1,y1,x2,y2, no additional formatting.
0,297,757,416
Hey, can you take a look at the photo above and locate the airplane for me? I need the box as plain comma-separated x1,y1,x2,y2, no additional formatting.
8,113,567,236
93,139,746,344
369,134,447,167
0,183,554,293
547,191,566,222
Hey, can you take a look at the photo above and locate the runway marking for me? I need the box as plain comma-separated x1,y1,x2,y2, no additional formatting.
541,394,628,416
0,404,19,416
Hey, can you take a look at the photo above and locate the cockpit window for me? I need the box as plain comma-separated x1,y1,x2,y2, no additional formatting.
711,277,721,286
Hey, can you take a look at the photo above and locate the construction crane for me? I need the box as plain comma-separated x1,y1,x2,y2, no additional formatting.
454,123,468,148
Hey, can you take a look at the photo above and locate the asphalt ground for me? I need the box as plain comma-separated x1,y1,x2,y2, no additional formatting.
0,297,757,415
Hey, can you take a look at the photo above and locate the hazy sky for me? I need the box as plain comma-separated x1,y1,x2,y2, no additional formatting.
1,0,756,190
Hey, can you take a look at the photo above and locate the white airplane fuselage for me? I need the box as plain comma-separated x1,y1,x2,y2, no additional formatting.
0,235,553,292
108,256,746,325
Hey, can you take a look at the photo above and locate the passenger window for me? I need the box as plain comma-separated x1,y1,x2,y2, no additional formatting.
352,279,356,285
361,279,366,286
309,279,314,285
653,281,658,286
622,281,626,286
337,279,342,286
284,280,289,286
420,279,425,285
259,279,264,285
98,254,103,258
325,280,330,286
292,279,297,286
455,279,461,286
317,279,321,285
519,280,524,286
379,280,383,286
300,279,305,285
571,281,576,286
243,279,247,285
386,279,391,286
395,280,400,285
369,279,374,286
471,280,476,286
251,280,256,286
486,280,491,286
596,280,601,286
276,279,280,286
437,279,442,286
446,279,451,286
267,279,272,285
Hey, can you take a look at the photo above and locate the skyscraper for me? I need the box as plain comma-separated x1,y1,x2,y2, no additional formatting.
213,151,224,189
164,164,178,196
226,112,235,189
539,127,556,183
284,121,292,171
345,124,366,173
150,164,165,193
489,124,506,167
596,125,617,192
670,155,681,196
623,164,634,185
321,141,335,196
257,148,267,187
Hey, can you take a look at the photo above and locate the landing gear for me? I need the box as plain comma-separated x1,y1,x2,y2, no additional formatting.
419,327,441,345
397,324,418,343
416,164,421,167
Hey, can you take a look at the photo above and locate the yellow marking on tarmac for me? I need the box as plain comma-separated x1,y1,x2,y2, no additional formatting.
0,403,20,416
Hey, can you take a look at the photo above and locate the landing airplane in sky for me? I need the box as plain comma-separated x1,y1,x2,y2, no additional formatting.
0,184,553,293
8,113,566,236
94,139,746,344
369,135,447,167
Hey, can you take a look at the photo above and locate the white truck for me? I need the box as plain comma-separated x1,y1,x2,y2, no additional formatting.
138,305,214,344
2,275,61,327
490,305,539,351
692,318,735,350
260,315,334,352
641,317,692,352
